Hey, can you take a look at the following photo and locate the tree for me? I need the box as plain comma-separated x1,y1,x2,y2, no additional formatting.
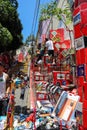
0,23,13,50
25,34,36,45
9,0,18,8
39,0,72,30
0,0,23,52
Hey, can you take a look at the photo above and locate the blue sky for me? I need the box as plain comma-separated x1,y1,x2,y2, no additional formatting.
17,0,51,42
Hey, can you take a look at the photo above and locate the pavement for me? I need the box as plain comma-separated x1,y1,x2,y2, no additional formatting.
14,87,30,114
14,55,31,114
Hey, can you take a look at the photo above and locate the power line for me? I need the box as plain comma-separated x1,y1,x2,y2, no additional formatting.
31,0,40,36
31,0,52,37
31,0,38,35
33,0,40,36
37,0,54,40
30,0,40,54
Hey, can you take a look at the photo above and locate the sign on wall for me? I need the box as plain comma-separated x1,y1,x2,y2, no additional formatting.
75,36,84,50
50,29,64,42
73,13,81,25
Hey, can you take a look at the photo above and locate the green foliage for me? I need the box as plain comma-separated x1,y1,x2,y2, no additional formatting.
9,0,18,8
26,34,36,45
28,49,32,55
0,0,23,52
39,0,72,29
0,23,13,46
39,0,57,21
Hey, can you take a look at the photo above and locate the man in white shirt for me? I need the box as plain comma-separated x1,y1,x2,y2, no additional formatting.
45,38,54,57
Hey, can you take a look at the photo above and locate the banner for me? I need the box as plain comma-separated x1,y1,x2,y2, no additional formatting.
41,34,46,42
18,52,24,62
54,40,70,51
50,28,64,43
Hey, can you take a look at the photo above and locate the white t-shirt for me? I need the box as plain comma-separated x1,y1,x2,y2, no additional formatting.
46,40,54,50
0,72,8,99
